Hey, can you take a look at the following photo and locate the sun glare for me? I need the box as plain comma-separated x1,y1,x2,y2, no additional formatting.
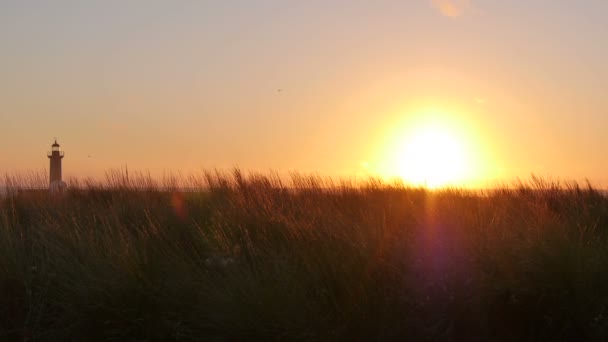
378,111,480,188
396,126,469,188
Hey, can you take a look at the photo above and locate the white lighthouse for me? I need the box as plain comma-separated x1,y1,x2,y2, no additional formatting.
47,139,67,192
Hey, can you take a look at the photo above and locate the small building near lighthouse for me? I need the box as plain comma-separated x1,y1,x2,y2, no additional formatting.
48,139,67,192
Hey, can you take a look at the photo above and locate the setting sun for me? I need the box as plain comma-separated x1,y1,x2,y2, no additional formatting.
375,109,484,188
395,125,469,188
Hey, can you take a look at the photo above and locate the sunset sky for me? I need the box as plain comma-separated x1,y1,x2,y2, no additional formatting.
1,1,608,187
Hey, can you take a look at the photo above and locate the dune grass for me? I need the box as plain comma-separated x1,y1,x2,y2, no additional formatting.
2,170,608,340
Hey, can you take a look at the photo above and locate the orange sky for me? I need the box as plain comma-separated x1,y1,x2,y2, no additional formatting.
1,1,608,187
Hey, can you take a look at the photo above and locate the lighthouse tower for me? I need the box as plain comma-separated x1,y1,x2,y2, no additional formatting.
47,139,67,192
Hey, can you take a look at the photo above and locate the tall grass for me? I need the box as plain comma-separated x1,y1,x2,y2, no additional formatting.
2,169,608,340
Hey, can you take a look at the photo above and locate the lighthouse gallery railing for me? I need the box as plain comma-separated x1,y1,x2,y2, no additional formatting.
47,151,65,157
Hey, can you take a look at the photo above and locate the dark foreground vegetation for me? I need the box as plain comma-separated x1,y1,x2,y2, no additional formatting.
2,170,608,341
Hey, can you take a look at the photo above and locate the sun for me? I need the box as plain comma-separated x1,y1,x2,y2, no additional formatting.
374,110,481,188
395,125,470,188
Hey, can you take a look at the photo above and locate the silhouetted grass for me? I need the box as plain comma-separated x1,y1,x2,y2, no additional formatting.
2,169,608,340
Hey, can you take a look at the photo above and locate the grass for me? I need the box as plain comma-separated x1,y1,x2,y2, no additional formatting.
2,169,608,340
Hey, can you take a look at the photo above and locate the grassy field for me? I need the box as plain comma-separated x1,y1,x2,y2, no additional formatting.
2,170,608,341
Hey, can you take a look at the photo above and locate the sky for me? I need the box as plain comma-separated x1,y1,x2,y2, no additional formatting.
1,1,608,187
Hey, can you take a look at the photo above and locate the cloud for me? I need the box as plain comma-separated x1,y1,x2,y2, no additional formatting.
430,0,472,17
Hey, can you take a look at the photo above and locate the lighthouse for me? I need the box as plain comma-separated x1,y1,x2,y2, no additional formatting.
47,139,67,192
